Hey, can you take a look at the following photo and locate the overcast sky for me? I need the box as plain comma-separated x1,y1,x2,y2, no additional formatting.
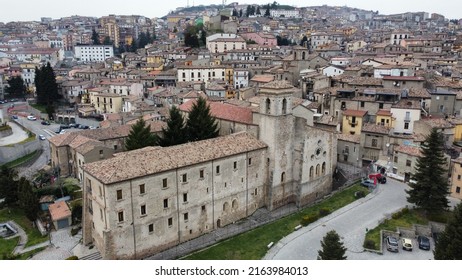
0,0,461,23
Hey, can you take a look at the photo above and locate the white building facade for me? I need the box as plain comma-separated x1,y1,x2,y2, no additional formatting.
75,45,114,62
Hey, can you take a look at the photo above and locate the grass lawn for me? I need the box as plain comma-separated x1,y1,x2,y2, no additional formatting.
363,208,451,251
0,237,19,259
30,103,47,114
16,247,47,260
0,208,48,247
1,150,40,168
184,184,368,260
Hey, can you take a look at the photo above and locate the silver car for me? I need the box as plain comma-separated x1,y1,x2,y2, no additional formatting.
386,236,399,252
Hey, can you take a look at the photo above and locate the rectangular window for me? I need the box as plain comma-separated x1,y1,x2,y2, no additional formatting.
248,158,252,166
216,165,220,174
201,205,206,212
140,205,146,216
199,169,204,179
406,160,411,167
182,173,187,183
116,190,122,200
168,217,173,227
379,103,384,109
404,122,409,129
148,223,154,233
118,211,124,222
458,175,461,180
234,161,237,169
183,193,188,203
360,101,365,108
184,213,189,222
139,184,145,195
163,199,168,208
371,139,378,147
394,156,398,163
456,187,461,194
114,145,118,150
162,178,168,189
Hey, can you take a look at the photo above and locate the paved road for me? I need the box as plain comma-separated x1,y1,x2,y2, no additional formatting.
265,179,415,260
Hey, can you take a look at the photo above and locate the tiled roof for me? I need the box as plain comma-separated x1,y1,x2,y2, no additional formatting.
362,123,391,135
343,109,368,117
421,118,454,129
391,99,421,109
49,122,165,147
75,139,106,155
408,88,431,99
337,133,360,143
83,132,267,185
250,74,274,83
394,145,422,157
179,100,254,125
49,201,71,221
377,110,392,116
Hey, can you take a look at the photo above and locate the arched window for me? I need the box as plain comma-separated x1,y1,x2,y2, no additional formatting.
281,172,286,183
282,98,287,115
223,202,229,212
302,51,306,60
310,166,314,178
232,199,238,210
316,164,320,176
266,98,271,114
322,162,326,175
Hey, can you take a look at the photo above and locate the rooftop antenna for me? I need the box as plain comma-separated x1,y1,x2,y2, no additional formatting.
187,0,189,7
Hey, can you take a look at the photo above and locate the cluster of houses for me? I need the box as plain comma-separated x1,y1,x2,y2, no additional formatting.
2,3,462,259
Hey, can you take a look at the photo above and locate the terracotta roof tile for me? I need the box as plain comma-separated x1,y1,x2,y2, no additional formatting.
394,145,423,157
83,132,267,185
49,201,71,221
343,109,368,117
179,100,254,125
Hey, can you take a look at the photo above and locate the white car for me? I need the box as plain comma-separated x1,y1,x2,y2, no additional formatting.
27,115,37,121
38,135,46,140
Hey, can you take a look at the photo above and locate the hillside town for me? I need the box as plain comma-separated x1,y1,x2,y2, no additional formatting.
1,2,462,260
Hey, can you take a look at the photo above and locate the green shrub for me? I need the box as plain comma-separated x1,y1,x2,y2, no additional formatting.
318,208,331,217
363,239,376,250
66,256,79,260
300,214,318,226
355,191,365,199
70,226,81,236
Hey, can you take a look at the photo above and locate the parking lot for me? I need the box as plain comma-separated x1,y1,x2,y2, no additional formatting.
347,236,435,260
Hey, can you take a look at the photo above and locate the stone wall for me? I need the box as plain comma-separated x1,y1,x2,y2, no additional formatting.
0,139,41,165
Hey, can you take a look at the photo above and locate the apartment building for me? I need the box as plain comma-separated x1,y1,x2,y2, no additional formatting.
74,45,114,62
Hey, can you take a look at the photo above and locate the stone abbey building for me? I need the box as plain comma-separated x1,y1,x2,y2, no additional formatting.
82,80,337,259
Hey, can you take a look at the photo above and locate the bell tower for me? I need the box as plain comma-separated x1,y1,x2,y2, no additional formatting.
258,80,295,210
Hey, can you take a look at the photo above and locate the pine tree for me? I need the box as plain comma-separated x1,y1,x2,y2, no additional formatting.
317,230,347,260
185,97,219,142
239,9,243,18
17,177,39,221
5,76,26,98
157,106,187,147
434,203,462,260
35,63,59,107
406,128,450,214
0,166,18,206
91,29,100,45
125,118,158,151
103,36,112,45
256,6,261,15
232,9,238,17
265,6,271,17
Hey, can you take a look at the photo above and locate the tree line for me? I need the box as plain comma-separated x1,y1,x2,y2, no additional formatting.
125,97,219,150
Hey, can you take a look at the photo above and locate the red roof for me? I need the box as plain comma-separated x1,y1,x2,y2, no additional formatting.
179,100,254,125
343,109,368,117
49,201,71,221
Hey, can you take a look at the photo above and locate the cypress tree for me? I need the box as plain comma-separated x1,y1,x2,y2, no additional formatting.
317,230,347,260
157,106,187,147
17,177,39,221
0,166,18,206
125,118,158,151
434,203,462,260
185,97,219,142
406,128,450,214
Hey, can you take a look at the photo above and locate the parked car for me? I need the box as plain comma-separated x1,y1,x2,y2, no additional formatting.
379,176,386,184
11,115,18,119
38,134,46,141
361,178,376,188
386,236,399,252
41,120,50,125
417,236,430,250
402,238,413,251
27,115,37,121
80,125,89,129
69,123,79,128
60,124,70,130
